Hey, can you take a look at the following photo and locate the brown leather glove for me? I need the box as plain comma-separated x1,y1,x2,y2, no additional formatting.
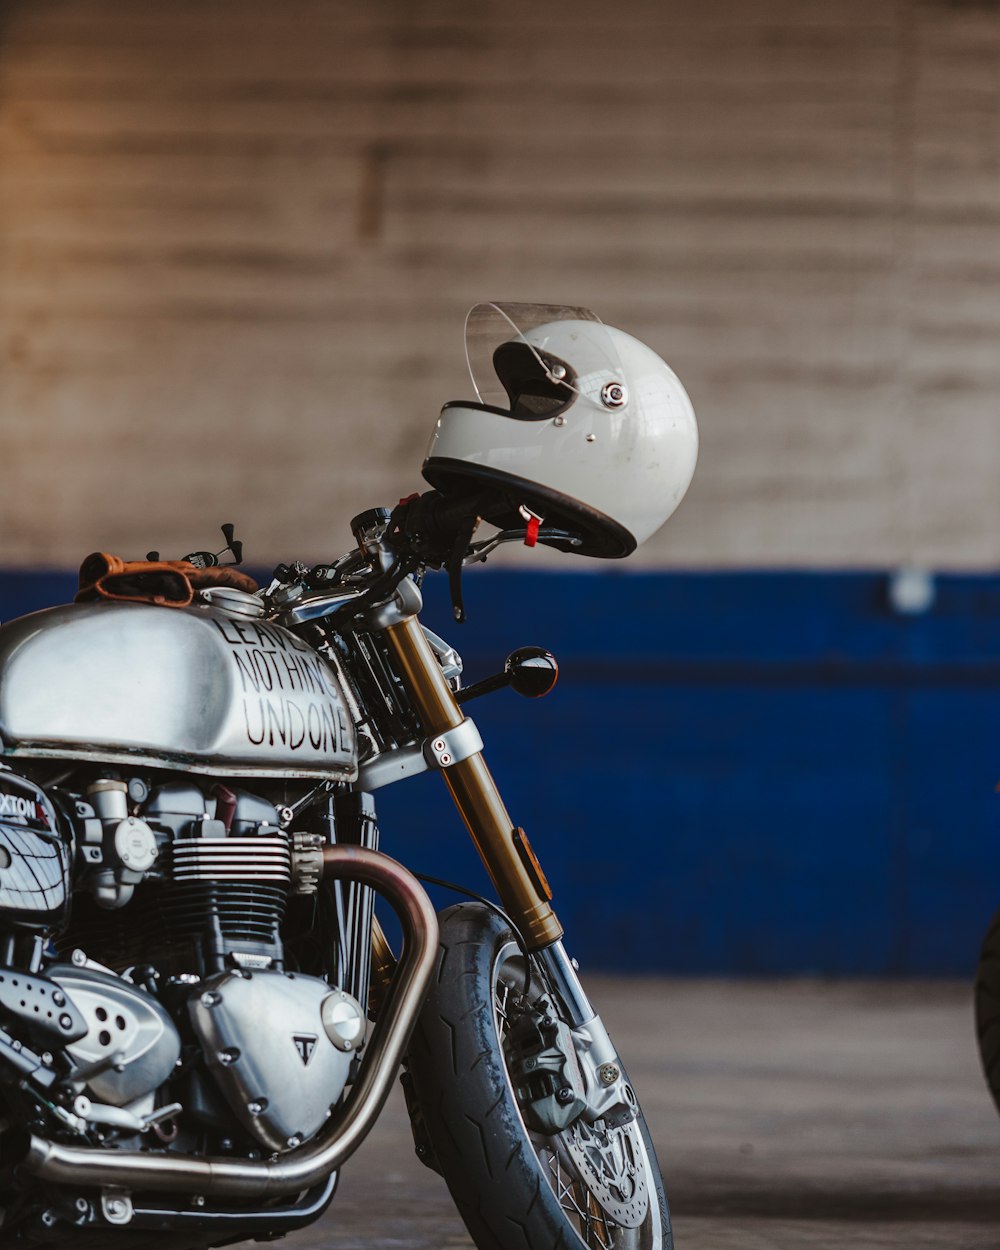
187,565,259,595
76,553,258,607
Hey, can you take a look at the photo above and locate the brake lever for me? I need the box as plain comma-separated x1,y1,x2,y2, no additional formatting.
464,528,583,564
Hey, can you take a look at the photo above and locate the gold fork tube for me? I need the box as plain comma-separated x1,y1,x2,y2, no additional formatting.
384,615,564,951
369,914,397,1013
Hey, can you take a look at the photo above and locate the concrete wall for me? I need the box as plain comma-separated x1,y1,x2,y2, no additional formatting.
2,0,999,572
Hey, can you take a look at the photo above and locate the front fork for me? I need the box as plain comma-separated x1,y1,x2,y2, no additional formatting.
376,604,632,1125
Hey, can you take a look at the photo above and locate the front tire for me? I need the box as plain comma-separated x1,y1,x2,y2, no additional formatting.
404,903,672,1250
975,905,1000,1115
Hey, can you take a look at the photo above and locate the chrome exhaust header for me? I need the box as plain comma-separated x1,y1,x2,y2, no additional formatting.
22,845,438,1198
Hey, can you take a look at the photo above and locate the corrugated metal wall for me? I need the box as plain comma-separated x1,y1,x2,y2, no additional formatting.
2,0,999,570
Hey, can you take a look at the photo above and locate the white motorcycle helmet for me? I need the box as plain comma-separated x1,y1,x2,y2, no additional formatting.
422,303,698,557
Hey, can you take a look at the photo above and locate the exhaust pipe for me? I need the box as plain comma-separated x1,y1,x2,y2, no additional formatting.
21,845,438,1198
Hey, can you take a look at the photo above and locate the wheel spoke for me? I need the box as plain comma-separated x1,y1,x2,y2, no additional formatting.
529,1132,625,1249
544,1148,615,1248
494,980,511,1028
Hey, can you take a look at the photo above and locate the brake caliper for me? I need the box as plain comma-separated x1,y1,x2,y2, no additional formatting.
503,995,588,1134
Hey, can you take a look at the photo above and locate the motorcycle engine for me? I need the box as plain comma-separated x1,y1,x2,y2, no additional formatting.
60,778,312,975
0,769,365,1158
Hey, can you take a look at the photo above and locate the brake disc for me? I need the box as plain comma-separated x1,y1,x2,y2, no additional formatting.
563,1117,649,1228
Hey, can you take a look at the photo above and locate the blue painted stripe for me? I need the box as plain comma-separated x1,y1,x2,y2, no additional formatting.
2,568,998,976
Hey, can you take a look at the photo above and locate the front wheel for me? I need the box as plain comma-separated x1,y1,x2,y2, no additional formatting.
404,903,672,1250
975,904,1000,1115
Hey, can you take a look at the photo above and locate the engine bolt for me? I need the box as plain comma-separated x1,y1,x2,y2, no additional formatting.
191,1195,206,1208
556,1086,575,1105
59,1014,73,1031
52,991,65,1007
200,991,222,1009
217,1047,240,1066
598,1062,620,1086
287,1134,302,1149
247,1099,267,1116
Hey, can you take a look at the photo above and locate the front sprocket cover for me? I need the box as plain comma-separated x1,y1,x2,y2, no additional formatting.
189,969,355,1152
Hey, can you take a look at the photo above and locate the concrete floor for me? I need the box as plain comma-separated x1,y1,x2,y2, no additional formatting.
232,979,1000,1249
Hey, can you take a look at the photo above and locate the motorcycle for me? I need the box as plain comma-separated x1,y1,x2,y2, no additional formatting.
0,303,697,1250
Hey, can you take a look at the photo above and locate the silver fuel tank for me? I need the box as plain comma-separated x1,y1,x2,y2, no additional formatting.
0,602,357,780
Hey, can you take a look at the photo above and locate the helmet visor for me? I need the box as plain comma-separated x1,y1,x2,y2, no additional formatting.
464,302,626,417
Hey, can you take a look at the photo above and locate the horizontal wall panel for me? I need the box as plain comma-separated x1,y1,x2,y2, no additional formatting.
1,567,997,975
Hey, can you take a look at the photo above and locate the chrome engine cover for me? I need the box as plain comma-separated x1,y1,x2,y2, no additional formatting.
189,969,359,1153
51,964,182,1106
0,602,357,780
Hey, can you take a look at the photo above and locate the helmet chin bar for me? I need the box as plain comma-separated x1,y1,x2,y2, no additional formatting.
421,458,637,559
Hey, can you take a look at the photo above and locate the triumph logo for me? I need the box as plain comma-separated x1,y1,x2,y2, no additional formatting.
0,793,45,824
292,1034,318,1066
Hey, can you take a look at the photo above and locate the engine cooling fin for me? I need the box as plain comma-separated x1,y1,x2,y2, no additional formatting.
57,835,294,976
